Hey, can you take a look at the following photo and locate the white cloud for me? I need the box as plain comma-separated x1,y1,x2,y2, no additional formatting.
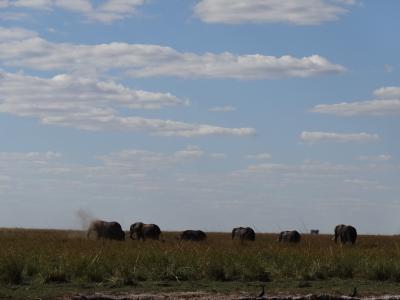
242,161,357,176
0,71,186,110
384,64,395,73
0,151,61,162
97,146,204,171
374,86,400,98
52,0,92,12
209,106,236,112
1,0,146,23
0,151,62,176
357,154,392,162
144,123,255,138
335,0,357,4
0,1,9,9
0,26,36,41
0,12,29,20
97,150,168,172
0,27,346,80
14,0,53,9
194,0,353,25
311,86,400,116
344,178,372,184
174,145,204,159
0,71,254,137
300,131,379,143
343,179,388,190
245,153,272,160
0,149,398,233
210,153,227,159
311,99,400,116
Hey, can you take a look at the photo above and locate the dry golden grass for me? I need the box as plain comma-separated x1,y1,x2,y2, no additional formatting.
1,229,400,287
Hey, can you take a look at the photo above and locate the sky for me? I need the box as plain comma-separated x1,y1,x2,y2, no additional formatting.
0,0,399,234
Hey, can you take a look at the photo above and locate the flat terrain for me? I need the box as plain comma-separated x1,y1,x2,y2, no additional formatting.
1,229,400,299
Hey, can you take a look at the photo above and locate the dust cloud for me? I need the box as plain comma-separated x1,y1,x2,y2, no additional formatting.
75,209,95,230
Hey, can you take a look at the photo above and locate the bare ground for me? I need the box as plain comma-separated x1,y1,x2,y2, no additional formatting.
59,293,400,300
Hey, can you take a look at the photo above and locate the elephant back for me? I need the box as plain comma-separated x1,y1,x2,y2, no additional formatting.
233,227,255,241
88,220,125,241
106,221,125,241
279,230,301,243
334,224,357,244
243,227,256,241
130,222,162,240
232,227,243,240
197,230,207,241
290,230,301,243
180,230,207,241
341,225,357,244
142,224,162,240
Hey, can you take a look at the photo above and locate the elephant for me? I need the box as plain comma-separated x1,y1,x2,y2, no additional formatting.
87,220,125,241
232,227,256,241
333,224,357,244
310,229,319,235
179,230,207,241
129,222,162,241
278,230,301,243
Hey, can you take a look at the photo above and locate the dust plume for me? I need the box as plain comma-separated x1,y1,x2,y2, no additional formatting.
75,209,95,230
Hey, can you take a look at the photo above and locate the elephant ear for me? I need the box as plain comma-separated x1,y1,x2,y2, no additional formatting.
132,222,142,230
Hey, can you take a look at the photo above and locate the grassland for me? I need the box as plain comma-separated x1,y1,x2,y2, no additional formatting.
1,229,400,299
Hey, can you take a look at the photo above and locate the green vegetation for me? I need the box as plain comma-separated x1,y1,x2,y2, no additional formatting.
1,229,400,298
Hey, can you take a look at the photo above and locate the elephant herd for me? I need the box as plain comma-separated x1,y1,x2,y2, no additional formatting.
87,220,207,242
87,220,358,245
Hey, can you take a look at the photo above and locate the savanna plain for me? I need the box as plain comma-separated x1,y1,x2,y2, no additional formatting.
2,229,400,299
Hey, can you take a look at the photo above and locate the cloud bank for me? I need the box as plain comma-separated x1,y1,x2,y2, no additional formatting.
194,0,354,25
0,71,254,137
0,0,147,23
311,86,400,116
300,131,379,143
0,147,397,232
0,27,346,80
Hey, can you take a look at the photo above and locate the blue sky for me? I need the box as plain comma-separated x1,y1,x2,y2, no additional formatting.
0,0,399,234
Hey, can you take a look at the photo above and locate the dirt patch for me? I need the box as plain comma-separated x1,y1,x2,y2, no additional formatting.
66,292,242,300
62,293,400,300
